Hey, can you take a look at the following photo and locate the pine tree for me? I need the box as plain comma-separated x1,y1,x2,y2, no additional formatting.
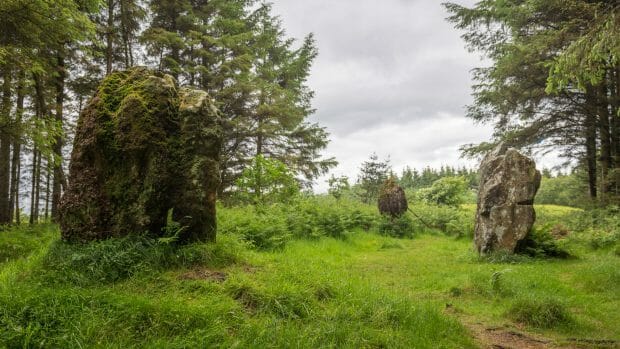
444,0,620,202
357,153,391,204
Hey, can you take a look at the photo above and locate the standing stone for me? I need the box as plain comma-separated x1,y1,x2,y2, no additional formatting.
474,144,541,254
378,177,408,217
59,68,222,243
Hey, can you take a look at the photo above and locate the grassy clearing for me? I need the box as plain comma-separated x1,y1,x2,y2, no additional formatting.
0,202,619,348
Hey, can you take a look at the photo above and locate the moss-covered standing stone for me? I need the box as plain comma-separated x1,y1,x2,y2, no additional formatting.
59,68,222,243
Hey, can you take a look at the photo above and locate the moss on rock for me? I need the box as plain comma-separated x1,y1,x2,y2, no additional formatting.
59,67,222,243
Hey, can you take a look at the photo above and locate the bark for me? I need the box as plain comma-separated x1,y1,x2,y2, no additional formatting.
51,53,65,222
612,67,620,196
0,67,12,223
31,73,46,224
8,70,24,223
15,152,20,224
106,0,115,75
33,151,42,223
585,89,598,199
598,82,612,198
119,0,132,68
29,150,38,224
44,162,50,221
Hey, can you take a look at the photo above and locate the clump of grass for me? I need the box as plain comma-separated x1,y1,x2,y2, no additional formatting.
379,240,404,250
38,234,245,286
508,298,572,328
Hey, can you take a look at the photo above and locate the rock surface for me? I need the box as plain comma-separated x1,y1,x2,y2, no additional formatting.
59,68,222,243
474,144,541,254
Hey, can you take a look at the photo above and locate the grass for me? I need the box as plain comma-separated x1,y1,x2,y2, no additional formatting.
0,203,619,347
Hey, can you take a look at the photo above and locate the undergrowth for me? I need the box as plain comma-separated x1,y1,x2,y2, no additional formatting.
38,234,246,286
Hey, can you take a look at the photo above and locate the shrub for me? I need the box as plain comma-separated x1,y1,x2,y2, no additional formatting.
515,226,571,258
378,215,415,238
218,197,379,248
508,298,572,328
233,155,300,205
408,203,474,238
218,205,291,249
417,177,468,207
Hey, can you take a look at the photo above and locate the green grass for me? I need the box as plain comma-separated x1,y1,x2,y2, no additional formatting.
0,203,619,348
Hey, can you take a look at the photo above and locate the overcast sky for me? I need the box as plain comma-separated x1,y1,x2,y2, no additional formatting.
269,0,494,191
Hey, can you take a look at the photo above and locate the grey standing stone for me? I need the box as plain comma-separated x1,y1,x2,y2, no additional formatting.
474,144,541,254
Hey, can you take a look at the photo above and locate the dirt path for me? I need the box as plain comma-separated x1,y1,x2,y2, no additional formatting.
444,306,618,349
466,321,555,349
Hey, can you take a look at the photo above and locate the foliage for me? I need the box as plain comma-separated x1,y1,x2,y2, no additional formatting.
547,7,620,92
444,0,620,203
327,175,350,200
400,165,478,190
39,234,243,286
378,215,415,238
515,225,571,259
141,0,336,189
417,176,468,207
234,155,300,206
356,153,391,204
536,173,589,208
219,196,378,249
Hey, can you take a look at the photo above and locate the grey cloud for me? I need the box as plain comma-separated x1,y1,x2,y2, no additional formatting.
269,0,495,190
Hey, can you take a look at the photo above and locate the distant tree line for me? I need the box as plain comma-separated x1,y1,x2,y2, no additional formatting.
445,0,620,204
0,0,336,224
332,153,478,205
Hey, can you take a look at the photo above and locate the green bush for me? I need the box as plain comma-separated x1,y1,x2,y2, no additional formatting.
233,155,300,205
515,225,571,258
378,215,415,238
218,197,379,249
409,203,474,238
508,298,572,328
417,177,468,207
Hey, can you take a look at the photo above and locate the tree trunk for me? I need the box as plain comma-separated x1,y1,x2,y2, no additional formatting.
8,70,24,224
598,81,612,199
45,161,51,221
15,152,20,224
33,151,42,223
0,66,12,223
612,67,620,196
119,0,131,68
106,0,115,75
29,150,38,224
51,53,65,222
585,88,598,199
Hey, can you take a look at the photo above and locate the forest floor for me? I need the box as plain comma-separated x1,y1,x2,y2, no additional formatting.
0,206,619,348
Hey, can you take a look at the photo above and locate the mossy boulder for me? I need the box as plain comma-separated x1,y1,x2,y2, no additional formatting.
59,68,222,243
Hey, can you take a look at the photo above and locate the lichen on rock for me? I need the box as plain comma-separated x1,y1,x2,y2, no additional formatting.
474,144,542,254
59,67,222,243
